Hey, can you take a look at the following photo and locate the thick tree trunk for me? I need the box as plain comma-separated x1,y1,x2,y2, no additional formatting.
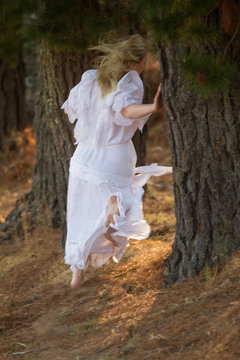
32,43,92,242
159,42,240,284
0,54,26,151
1,41,147,244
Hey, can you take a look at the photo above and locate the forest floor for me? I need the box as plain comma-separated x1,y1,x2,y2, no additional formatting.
0,122,240,360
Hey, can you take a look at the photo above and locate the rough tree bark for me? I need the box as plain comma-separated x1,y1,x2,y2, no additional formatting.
1,41,147,244
31,43,84,238
159,35,240,284
0,53,27,151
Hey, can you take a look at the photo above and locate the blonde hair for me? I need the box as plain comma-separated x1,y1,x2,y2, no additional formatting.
90,34,149,98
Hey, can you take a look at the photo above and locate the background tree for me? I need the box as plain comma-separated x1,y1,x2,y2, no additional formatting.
1,0,148,244
0,1,28,151
138,0,240,284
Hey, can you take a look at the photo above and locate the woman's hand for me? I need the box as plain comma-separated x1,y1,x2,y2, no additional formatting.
152,84,162,112
121,83,162,119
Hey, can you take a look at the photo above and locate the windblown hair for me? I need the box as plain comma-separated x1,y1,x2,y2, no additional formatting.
89,34,149,98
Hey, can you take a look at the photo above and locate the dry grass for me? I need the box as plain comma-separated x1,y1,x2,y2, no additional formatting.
0,191,240,360
0,132,240,360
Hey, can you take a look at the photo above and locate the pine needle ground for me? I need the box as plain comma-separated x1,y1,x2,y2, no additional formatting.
0,119,239,360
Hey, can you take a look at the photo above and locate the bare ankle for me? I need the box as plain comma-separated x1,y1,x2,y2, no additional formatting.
105,195,120,227
70,268,85,289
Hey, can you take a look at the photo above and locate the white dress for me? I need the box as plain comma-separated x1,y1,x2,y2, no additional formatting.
61,69,172,271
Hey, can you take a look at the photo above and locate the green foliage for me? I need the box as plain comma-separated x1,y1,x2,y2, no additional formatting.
137,0,219,44
1,0,143,65
0,0,35,66
0,0,22,66
181,50,235,98
146,10,184,43
29,0,143,52
178,18,218,46
1,0,238,98
136,0,238,96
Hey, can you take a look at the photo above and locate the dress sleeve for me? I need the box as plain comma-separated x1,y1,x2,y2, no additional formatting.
61,83,79,124
105,70,150,131
61,70,97,123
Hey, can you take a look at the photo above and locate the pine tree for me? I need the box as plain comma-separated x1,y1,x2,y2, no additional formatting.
137,0,240,284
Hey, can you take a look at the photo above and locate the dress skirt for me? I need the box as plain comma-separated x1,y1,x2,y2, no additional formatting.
64,140,172,271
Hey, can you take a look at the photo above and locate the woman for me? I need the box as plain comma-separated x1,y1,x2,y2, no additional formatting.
61,34,172,288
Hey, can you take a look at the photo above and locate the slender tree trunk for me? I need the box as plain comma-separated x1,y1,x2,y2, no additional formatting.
0,53,26,151
159,41,240,284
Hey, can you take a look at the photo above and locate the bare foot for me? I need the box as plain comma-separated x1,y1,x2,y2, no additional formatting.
70,267,85,288
105,195,120,227
105,226,118,247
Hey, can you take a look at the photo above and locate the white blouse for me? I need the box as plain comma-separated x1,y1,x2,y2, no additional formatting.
61,69,150,146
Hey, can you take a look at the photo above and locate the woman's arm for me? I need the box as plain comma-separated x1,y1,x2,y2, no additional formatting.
121,84,161,119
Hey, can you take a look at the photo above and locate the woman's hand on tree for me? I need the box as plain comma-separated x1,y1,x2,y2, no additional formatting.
120,83,162,119
152,84,161,112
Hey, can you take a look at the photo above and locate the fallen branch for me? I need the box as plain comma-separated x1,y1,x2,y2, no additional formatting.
11,346,48,356
13,342,27,348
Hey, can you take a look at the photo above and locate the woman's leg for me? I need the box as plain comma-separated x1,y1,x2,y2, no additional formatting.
105,195,120,227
